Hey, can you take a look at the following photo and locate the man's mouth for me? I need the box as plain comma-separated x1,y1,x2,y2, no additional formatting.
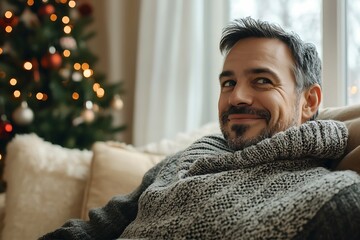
228,114,264,120
228,114,264,123
221,106,271,125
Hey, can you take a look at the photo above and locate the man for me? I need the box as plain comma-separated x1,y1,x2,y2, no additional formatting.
40,17,360,240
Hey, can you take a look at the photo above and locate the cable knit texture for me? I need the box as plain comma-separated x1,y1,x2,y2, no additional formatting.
39,120,360,240
121,120,360,239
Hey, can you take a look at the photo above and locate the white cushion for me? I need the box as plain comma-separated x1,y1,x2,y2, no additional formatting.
2,134,92,240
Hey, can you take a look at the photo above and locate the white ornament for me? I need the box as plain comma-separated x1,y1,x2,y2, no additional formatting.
111,95,124,110
12,101,34,125
72,72,83,82
81,109,95,123
59,68,71,79
60,36,77,50
21,8,40,27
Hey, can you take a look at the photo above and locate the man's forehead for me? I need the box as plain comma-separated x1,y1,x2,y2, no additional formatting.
227,38,291,58
222,38,295,72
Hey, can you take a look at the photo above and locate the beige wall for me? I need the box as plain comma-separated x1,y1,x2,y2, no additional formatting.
89,0,140,144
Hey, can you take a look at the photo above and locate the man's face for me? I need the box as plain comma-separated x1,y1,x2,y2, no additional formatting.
218,38,304,150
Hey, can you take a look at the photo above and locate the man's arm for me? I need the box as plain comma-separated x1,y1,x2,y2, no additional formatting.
38,157,168,240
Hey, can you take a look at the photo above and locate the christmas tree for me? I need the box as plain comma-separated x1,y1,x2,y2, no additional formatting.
0,0,125,165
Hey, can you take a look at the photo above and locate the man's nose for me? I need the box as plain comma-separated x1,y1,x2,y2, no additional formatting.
228,84,253,106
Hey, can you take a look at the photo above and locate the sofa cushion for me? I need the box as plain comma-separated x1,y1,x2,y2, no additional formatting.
317,104,360,171
317,104,360,152
2,134,92,240
81,141,164,220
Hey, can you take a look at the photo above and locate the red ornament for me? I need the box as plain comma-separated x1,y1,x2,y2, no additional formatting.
41,52,62,69
38,4,56,16
77,3,93,16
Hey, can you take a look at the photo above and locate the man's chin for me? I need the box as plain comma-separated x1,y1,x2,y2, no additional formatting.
221,125,273,151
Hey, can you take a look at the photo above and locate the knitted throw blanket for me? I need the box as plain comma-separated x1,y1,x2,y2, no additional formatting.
121,121,360,239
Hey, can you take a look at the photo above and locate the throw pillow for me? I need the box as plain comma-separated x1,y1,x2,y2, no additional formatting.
2,134,92,240
81,141,165,220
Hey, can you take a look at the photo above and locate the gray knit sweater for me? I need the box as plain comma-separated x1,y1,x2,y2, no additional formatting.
40,120,360,240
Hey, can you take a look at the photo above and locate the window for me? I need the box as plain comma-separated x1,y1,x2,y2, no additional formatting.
346,0,360,105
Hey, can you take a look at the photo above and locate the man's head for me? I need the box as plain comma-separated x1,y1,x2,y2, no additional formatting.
218,17,322,150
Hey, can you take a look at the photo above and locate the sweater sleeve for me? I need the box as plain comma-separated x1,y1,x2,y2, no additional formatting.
38,157,169,240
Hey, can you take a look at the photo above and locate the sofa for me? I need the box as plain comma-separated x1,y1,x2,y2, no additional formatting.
0,105,360,240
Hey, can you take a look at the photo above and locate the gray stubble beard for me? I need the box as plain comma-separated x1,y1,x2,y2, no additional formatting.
220,104,300,151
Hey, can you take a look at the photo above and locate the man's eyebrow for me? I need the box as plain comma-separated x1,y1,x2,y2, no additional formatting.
219,70,234,80
245,67,280,81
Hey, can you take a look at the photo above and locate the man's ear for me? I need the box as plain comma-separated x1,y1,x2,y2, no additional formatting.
301,84,322,122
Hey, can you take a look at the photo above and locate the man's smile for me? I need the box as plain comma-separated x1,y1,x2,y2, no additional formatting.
228,114,265,124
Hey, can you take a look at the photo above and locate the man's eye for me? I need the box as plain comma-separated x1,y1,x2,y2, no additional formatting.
256,78,272,84
222,80,236,88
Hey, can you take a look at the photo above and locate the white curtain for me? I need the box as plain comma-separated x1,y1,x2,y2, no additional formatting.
133,0,230,146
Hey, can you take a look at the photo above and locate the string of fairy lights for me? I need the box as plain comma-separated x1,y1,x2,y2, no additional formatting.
0,0,124,158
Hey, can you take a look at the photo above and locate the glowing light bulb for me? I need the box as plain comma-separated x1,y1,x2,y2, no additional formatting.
5,26,12,33
73,63,81,70
9,78,17,86
64,25,72,34
96,88,105,98
85,101,93,109
24,61,33,70
93,83,100,91
81,63,89,70
72,92,79,100
68,0,76,8
83,69,93,78
50,14,57,21
36,92,44,100
5,11,13,18
62,16,70,24
5,123,13,132
49,46,56,54
13,90,21,98
63,50,71,57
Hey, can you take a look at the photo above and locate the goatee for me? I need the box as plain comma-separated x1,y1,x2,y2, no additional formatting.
219,105,297,150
